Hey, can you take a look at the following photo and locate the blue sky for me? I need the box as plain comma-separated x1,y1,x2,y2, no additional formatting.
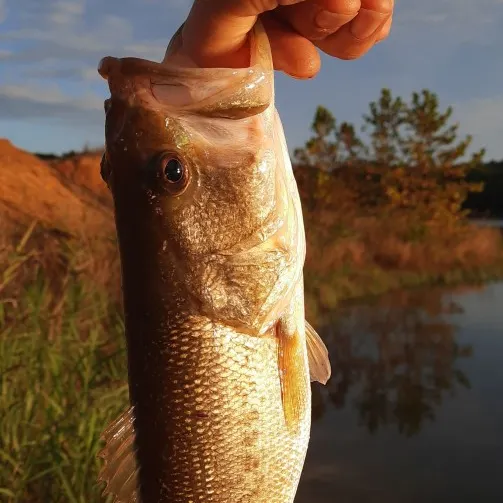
1,0,502,161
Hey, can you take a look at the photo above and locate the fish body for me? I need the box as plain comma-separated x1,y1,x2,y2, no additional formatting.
98,22,330,503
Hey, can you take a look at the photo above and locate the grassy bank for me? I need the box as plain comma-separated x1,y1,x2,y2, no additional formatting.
302,209,503,317
0,227,127,502
305,259,503,320
0,283,127,503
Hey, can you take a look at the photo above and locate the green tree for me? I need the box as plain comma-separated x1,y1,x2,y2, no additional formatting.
294,106,366,170
336,122,366,167
294,106,337,171
362,88,405,166
361,88,485,223
402,89,484,170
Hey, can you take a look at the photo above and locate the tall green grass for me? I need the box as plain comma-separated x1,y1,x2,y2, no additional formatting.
0,227,128,503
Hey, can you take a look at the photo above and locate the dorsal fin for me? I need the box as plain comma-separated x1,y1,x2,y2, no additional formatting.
305,320,331,385
97,406,141,503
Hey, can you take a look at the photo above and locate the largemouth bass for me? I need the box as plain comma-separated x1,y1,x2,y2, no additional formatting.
97,21,331,503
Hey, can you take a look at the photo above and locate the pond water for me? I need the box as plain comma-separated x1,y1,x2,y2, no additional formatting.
471,219,503,228
297,282,503,503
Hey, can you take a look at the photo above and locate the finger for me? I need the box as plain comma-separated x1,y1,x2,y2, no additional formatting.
261,13,321,78
314,0,393,60
180,0,308,68
276,0,360,41
375,15,392,42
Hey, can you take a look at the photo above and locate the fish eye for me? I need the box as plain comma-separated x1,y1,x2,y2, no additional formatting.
163,157,184,184
150,152,190,195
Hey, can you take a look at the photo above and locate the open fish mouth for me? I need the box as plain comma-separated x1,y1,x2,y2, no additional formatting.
98,55,272,121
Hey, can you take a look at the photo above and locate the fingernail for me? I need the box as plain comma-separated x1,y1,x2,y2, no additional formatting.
315,10,342,30
350,9,385,40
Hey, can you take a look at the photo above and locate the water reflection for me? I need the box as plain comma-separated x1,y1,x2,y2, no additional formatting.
298,283,503,502
311,289,473,436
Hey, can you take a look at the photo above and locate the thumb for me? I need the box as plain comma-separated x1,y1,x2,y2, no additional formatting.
178,0,307,68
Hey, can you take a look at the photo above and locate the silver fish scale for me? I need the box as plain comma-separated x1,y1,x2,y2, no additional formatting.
147,321,310,503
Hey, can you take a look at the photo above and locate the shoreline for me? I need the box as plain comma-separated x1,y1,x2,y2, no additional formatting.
305,260,503,316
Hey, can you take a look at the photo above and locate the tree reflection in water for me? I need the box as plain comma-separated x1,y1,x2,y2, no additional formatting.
309,288,474,436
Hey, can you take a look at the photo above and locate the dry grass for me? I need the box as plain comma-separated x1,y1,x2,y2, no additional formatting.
0,220,121,311
302,207,503,319
305,211,502,275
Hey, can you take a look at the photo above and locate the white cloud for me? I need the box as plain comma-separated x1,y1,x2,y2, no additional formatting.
1,84,74,105
22,63,101,81
453,95,503,160
0,83,101,108
2,16,134,55
0,83,103,120
396,0,503,44
47,0,85,26
0,8,165,62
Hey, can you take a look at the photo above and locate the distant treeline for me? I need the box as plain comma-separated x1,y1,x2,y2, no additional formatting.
464,160,503,218
34,144,103,161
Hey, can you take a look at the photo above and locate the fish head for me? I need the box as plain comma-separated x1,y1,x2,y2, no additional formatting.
99,24,304,335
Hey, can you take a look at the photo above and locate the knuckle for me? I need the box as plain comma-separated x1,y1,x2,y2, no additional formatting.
329,45,368,60
251,0,277,12
346,0,362,16
361,0,394,14
324,0,361,16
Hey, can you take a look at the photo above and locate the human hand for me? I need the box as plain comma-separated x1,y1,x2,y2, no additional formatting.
177,0,394,79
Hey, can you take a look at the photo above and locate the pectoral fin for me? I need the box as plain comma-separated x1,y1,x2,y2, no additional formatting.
305,320,331,385
277,321,309,433
97,406,140,503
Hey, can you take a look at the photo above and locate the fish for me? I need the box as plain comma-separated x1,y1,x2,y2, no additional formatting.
97,20,331,503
